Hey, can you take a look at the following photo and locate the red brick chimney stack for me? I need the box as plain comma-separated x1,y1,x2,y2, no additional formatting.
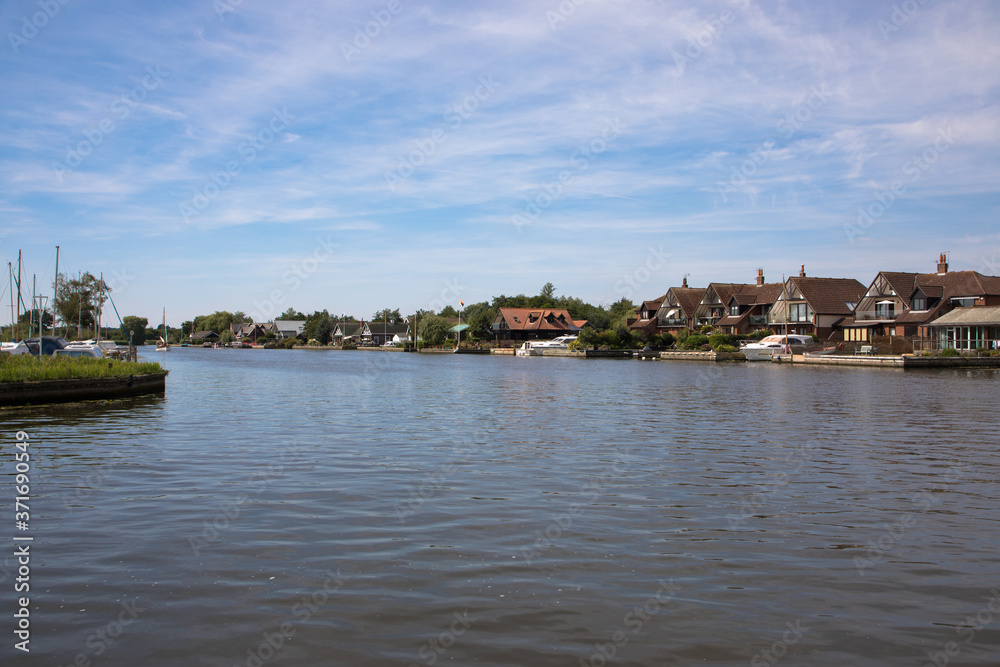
756,268,764,286
937,253,949,274
799,264,806,277
682,276,688,288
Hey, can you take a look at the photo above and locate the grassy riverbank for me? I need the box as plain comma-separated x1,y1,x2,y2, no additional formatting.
0,355,166,383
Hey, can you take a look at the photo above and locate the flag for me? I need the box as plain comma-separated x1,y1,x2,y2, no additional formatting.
460,300,464,307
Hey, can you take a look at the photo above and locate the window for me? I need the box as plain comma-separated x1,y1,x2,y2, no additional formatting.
912,297,926,311
951,297,976,308
730,305,739,316
789,303,811,322
875,302,895,318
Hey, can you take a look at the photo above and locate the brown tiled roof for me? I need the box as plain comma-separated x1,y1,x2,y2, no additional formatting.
754,282,785,305
879,272,919,307
730,293,757,306
914,284,944,298
707,283,750,308
638,294,666,313
672,287,706,316
495,308,579,332
716,312,749,326
790,277,866,315
912,271,1000,298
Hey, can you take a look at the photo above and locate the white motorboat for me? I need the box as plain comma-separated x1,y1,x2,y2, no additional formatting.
531,335,578,349
1,341,30,356
515,335,579,356
740,334,815,361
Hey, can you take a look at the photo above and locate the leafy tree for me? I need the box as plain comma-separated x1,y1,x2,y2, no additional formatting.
372,308,402,323
438,305,459,318
219,330,235,345
53,272,107,337
419,314,450,346
539,282,556,301
304,310,333,344
17,309,53,334
232,311,248,324
468,308,496,340
121,316,148,346
279,307,305,320
193,311,239,335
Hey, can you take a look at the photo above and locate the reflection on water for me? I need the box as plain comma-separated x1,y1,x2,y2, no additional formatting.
2,349,999,666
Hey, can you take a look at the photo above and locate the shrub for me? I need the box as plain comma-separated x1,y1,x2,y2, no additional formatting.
699,324,714,334
940,348,960,357
680,334,710,350
714,344,738,353
307,338,321,346
283,338,297,349
709,333,738,350
650,332,676,348
748,329,774,340
811,334,820,343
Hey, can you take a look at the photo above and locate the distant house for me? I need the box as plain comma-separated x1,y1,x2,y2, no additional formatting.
492,308,585,344
926,305,1000,351
652,278,706,335
190,330,219,343
766,266,865,340
274,320,307,340
368,322,410,346
231,321,279,342
843,254,1000,345
333,321,366,345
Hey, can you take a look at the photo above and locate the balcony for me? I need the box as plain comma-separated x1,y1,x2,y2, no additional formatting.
749,315,767,325
854,310,897,321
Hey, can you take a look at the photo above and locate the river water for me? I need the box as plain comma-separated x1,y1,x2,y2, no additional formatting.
2,348,999,666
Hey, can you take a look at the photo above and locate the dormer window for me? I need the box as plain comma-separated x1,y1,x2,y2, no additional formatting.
912,297,926,311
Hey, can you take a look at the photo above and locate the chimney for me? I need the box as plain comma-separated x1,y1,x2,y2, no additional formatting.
799,264,806,278
937,252,948,274
756,268,764,286
682,276,688,288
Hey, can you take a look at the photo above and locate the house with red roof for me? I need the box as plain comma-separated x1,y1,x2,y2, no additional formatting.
491,307,586,345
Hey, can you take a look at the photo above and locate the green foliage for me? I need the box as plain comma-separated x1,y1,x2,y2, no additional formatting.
419,314,450,346
121,316,148,347
0,355,165,383
748,328,775,339
341,340,357,350
307,338,321,346
939,348,960,357
282,337,297,348
699,324,713,334
438,305,459,318
714,344,739,353
304,310,333,345
680,334,710,350
649,332,676,348
372,307,403,323
811,333,820,343
219,330,235,345
708,333,738,349
53,271,107,336
569,326,639,350
279,307,306,320
192,311,239,335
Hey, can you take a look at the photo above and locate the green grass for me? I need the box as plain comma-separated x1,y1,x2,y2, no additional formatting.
0,355,167,383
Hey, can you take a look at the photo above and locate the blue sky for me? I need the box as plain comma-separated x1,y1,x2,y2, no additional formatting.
2,0,999,326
